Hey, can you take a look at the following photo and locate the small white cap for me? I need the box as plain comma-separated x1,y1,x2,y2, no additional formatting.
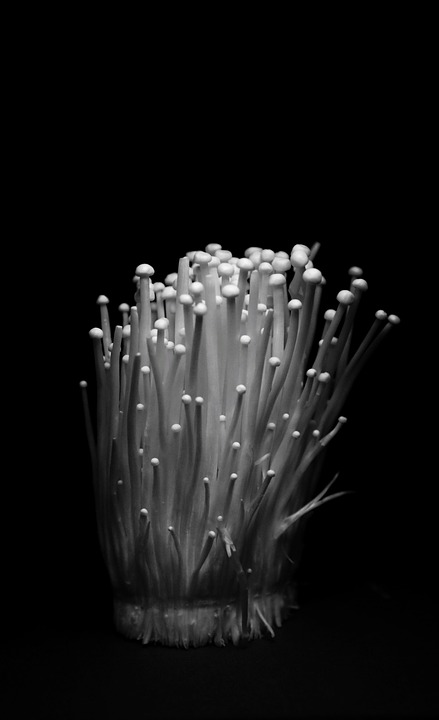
303,268,323,284
318,372,331,383
190,281,204,296
221,284,240,299
288,299,302,311
215,249,232,263
348,266,363,277
272,257,291,273
161,286,177,300
290,249,309,268
135,264,155,278
193,302,207,316
352,278,368,292
237,257,254,271
179,293,194,306
268,273,286,287
205,243,222,254
336,290,355,305
292,244,311,255
218,262,234,277
258,261,274,275
155,317,170,330
194,251,212,265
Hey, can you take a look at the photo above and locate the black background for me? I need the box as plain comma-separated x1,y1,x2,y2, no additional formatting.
2,14,437,720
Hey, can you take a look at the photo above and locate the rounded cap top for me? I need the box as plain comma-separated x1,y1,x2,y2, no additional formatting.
190,281,204,296
205,243,222,254
215,249,232,263
155,317,169,330
268,273,286,287
135,263,155,278
161,286,177,300
318,371,331,383
89,327,104,339
194,251,212,265
165,272,178,286
290,249,309,268
237,257,254,271
336,289,355,305
352,278,368,292
179,293,193,305
249,250,262,267
303,268,323,284
217,262,234,277
292,244,311,255
258,261,274,275
261,249,275,262
272,257,291,273
348,266,363,277
96,294,109,305
221,283,240,298
244,246,262,257
193,302,207,316
288,298,302,311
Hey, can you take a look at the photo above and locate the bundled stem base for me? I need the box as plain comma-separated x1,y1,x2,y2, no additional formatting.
114,588,297,647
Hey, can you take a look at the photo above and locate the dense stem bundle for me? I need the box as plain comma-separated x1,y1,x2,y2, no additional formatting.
81,244,399,647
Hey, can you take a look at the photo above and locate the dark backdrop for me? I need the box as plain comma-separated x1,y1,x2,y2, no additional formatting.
2,19,436,719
